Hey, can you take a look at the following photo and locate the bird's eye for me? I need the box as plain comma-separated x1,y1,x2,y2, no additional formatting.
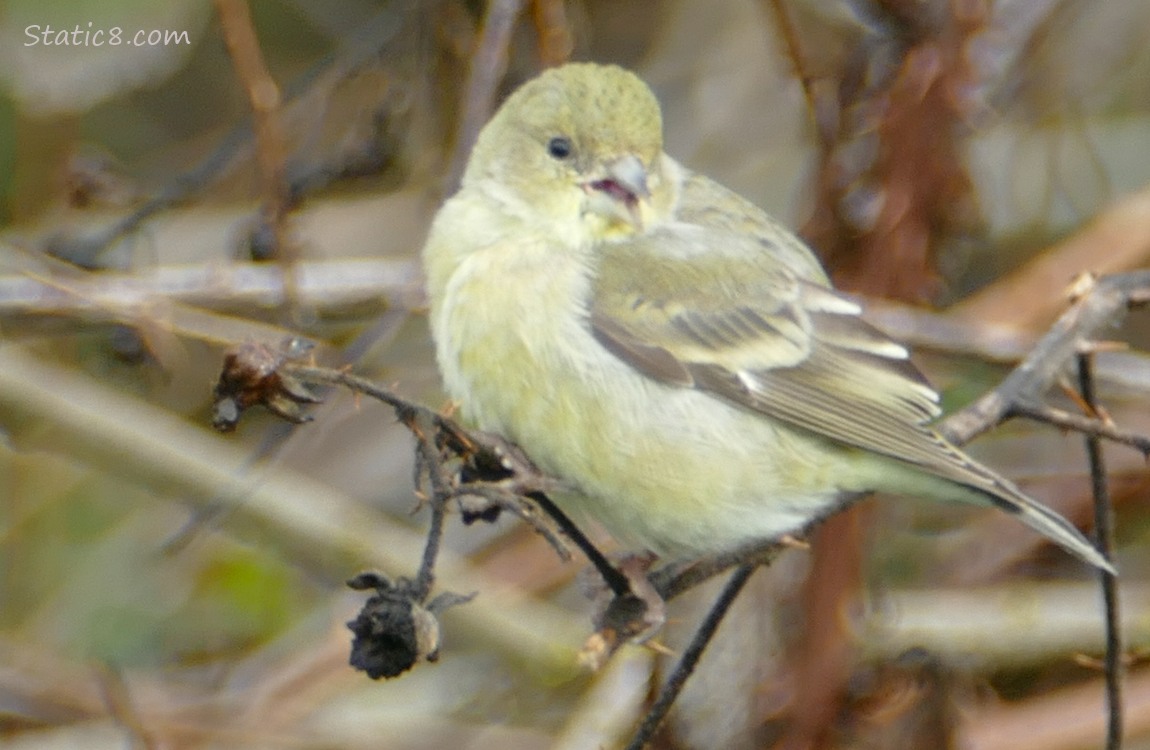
547,136,573,160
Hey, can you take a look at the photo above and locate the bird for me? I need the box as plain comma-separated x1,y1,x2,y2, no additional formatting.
421,62,1112,573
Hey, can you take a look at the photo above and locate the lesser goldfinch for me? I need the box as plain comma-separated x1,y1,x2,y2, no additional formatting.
423,63,1111,572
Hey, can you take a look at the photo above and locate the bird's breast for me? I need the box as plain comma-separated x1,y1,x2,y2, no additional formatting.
430,231,842,556
434,236,603,440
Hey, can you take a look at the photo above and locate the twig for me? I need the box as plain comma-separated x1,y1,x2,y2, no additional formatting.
762,0,828,147
0,257,423,321
958,664,1150,750
444,0,527,194
650,533,796,602
1011,401,1150,457
529,492,632,597
214,0,303,322
530,0,573,67
623,564,758,750
278,363,570,559
941,270,1150,445
951,184,1150,330
214,0,291,261
864,297,1039,362
97,665,156,749
405,408,452,599
1077,353,1123,750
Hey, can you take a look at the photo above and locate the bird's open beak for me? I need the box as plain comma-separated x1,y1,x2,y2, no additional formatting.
582,154,650,230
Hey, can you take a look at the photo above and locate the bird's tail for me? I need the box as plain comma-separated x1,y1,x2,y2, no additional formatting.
978,485,1115,574
906,431,1116,574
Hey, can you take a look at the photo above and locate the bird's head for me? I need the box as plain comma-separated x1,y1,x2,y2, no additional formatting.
463,63,668,240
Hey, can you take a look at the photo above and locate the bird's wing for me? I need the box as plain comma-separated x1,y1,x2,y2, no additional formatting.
588,223,1002,485
589,224,1117,572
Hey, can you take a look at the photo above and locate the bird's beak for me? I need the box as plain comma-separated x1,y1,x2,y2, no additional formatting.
582,154,651,230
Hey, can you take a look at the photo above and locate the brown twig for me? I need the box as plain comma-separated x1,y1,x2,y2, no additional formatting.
952,184,1150,330
97,665,157,750
214,0,297,307
531,0,573,67
762,0,826,146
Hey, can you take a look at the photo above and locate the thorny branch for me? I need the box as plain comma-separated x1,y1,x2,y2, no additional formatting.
211,342,575,677
212,270,1148,742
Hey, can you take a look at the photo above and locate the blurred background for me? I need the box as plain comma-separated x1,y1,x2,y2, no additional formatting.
1,0,1149,748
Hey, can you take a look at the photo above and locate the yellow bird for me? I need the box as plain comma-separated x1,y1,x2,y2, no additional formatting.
422,62,1111,572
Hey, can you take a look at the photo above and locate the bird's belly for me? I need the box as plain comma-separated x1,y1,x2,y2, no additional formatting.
437,255,841,557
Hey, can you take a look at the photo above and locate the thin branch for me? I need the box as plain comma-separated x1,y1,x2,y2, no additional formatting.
763,0,828,146
865,298,1150,398
951,183,1150,331
96,666,157,750
214,0,292,263
530,0,573,67
1011,401,1150,456
650,532,799,602
406,408,452,600
0,258,422,321
623,563,758,750
1078,352,1123,750
941,270,1150,445
278,363,570,560
529,492,632,597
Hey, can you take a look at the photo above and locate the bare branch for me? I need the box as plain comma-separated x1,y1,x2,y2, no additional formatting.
622,564,758,750
274,363,571,560
0,258,422,322
214,0,292,267
1077,353,1124,749
1011,402,1150,456
530,0,573,67
941,270,1150,445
